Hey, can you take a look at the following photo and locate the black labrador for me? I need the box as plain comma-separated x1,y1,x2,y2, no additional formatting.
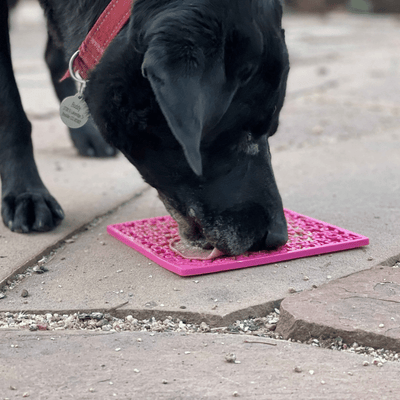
0,0,290,256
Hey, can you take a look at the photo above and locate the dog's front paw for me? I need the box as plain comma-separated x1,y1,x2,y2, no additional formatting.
1,191,64,233
69,118,117,158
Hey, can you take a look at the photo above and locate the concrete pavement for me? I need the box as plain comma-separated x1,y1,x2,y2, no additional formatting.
2,330,400,399
1,2,400,398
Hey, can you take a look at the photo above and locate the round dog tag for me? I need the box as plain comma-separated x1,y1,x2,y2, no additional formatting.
60,94,89,129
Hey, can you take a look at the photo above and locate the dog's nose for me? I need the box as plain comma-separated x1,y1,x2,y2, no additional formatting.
265,229,288,249
265,214,288,250
246,216,288,253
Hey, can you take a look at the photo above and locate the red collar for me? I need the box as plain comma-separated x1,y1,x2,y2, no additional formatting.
61,0,133,81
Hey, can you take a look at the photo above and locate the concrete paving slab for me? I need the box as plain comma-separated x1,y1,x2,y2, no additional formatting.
1,126,398,324
1,330,400,399
277,263,400,352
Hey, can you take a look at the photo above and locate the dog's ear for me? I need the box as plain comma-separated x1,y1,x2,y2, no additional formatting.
142,59,236,176
150,75,203,175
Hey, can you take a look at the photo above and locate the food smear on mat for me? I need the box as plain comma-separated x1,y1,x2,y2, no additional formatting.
169,239,225,260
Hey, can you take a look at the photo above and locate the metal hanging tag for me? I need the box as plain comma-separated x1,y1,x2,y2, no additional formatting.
60,51,90,129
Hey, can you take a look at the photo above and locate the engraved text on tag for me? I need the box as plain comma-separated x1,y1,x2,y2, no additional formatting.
60,94,89,129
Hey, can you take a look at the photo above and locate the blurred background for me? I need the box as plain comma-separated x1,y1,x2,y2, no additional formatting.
283,0,399,14
6,0,400,16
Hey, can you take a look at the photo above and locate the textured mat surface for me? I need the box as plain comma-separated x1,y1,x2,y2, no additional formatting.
107,210,369,276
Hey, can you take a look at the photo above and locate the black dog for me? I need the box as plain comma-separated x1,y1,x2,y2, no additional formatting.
0,0,289,256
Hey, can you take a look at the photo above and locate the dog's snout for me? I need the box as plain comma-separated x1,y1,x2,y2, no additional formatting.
184,203,288,255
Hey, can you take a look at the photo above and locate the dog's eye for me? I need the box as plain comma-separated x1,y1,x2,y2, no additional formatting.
142,66,164,85
149,72,164,85
238,64,256,85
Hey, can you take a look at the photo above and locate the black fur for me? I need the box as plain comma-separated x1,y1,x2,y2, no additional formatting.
0,0,289,256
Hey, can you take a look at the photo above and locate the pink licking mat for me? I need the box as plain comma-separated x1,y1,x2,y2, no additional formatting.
107,209,369,276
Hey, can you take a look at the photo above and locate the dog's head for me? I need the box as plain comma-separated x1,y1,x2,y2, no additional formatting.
86,0,290,256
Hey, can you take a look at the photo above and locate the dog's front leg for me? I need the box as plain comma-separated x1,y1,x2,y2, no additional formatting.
0,1,64,232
